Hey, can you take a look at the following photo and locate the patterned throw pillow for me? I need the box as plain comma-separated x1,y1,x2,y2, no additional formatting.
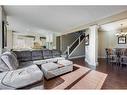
0,56,10,72
1,52,19,70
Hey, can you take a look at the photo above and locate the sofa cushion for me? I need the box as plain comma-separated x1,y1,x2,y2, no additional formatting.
32,50,43,60
0,58,10,72
42,49,53,59
41,62,58,71
57,60,73,66
13,51,32,62
5,52,19,68
52,49,61,58
33,60,47,65
18,61,33,68
1,52,19,70
19,60,47,68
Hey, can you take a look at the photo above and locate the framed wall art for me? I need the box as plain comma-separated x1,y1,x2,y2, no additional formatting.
118,36,126,44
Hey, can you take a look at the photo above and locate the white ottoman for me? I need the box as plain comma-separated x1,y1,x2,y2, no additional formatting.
32,57,65,65
41,60,73,79
45,57,65,63
57,60,73,66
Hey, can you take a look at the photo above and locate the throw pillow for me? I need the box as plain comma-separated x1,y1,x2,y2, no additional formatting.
1,52,19,70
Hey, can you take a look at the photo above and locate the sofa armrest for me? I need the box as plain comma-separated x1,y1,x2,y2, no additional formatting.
0,71,16,89
0,65,43,89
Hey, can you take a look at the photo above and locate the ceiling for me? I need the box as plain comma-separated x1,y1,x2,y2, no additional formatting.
100,18,127,32
4,6,127,35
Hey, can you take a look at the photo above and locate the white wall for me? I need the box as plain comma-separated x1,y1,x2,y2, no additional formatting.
0,6,2,54
53,33,57,49
85,25,98,66
98,29,127,58
46,34,57,49
7,30,13,49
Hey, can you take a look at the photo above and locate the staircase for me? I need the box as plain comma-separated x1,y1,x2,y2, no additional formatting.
63,33,85,58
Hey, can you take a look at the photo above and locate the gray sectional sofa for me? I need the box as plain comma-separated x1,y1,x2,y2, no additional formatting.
13,49,62,62
13,49,65,67
0,49,72,89
0,51,43,89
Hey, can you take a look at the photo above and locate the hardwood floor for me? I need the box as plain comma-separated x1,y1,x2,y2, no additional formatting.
23,57,127,89
71,58,127,89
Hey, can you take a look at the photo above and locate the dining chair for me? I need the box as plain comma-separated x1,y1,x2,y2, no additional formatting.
120,49,127,67
109,49,119,64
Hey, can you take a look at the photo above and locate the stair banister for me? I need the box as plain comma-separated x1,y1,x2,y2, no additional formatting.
79,36,80,44
69,35,81,49
67,46,70,55
63,33,85,56
63,34,82,55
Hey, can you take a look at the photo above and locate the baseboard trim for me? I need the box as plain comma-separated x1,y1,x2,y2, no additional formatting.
85,58,98,67
85,58,89,64
98,56,106,58
68,55,85,59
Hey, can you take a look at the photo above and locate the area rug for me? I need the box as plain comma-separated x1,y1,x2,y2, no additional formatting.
44,65,81,89
52,64,90,89
28,64,107,90
52,64,107,90
70,70,107,89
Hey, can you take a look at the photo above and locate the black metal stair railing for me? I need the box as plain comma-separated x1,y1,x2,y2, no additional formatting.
67,33,85,56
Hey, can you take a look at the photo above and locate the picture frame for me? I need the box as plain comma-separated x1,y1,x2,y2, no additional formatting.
118,36,126,44
85,34,89,45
